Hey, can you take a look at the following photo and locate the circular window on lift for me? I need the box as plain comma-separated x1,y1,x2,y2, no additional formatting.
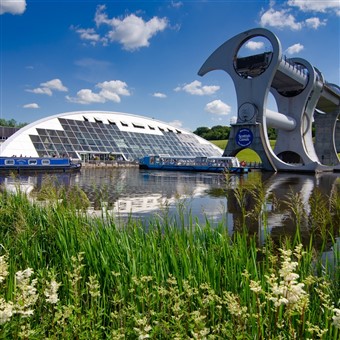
234,36,273,79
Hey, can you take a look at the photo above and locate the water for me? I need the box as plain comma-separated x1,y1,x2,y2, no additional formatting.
1,168,339,247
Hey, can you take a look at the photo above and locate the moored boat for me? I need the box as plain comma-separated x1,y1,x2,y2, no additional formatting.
0,156,81,173
139,155,248,174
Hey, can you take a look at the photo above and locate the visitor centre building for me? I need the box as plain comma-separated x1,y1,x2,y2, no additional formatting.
0,111,222,162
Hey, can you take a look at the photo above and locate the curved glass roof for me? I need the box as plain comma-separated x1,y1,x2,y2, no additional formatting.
0,111,222,160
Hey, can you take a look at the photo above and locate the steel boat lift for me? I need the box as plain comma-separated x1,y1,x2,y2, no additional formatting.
198,28,340,172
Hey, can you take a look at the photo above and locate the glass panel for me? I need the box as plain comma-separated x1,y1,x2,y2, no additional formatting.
56,130,66,137
94,140,103,146
59,137,69,144
33,142,45,150
29,135,40,142
55,144,66,152
65,145,74,151
51,137,60,143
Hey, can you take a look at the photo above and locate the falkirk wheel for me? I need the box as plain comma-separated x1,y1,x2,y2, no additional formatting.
198,28,340,172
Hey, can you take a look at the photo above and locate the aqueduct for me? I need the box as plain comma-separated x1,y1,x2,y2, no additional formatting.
198,28,340,172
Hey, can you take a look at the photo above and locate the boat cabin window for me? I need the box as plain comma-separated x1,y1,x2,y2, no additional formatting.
4,159,15,165
28,159,38,165
42,159,50,165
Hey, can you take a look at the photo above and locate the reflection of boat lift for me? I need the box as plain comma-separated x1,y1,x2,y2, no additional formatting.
255,173,337,244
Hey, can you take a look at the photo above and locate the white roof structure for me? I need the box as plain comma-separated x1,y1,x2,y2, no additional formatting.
0,111,222,160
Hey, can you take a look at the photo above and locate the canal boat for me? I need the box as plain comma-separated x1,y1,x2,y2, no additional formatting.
0,156,81,173
139,155,248,174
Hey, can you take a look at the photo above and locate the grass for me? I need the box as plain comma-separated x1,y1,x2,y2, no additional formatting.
0,180,339,338
210,140,276,163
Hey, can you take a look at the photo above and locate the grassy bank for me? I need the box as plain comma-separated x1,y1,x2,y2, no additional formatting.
0,182,339,339
210,140,277,163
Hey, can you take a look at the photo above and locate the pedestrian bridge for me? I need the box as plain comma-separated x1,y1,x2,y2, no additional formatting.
198,28,340,172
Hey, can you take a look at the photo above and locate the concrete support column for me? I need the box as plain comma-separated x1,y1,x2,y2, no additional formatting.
314,110,340,165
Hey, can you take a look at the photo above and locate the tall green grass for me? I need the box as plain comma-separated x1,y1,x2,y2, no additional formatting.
0,181,339,338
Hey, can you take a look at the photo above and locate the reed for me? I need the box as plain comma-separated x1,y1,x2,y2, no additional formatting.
0,180,339,338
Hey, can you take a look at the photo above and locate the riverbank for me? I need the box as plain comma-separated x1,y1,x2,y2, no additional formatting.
0,183,339,338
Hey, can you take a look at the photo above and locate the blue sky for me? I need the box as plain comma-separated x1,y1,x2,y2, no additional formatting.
1,0,339,131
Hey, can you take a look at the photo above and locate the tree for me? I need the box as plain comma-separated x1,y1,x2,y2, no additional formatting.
193,125,231,140
0,118,27,128
193,127,210,136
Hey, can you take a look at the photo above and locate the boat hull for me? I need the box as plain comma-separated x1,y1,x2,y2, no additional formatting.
139,161,248,174
0,157,81,174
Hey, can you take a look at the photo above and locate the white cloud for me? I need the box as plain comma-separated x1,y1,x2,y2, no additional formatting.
205,100,232,115
26,79,68,96
27,87,53,96
260,1,338,31
260,8,302,30
288,0,340,15
170,1,183,9
75,28,102,46
66,89,105,104
305,17,327,29
66,80,130,104
106,15,168,51
229,116,237,125
153,92,167,98
175,80,220,96
167,120,183,128
285,43,304,55
40,79,68,92
23,103,39,109
245,41,264,50
0,0,26,15
74,5,169,51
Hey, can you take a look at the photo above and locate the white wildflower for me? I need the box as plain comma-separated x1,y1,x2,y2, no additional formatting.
0,299,13,324
86,275,101,298
332,308,340,329
0,256,9,284
134,316,152,340
266,245,308,311
15,268,34,284
223,291,248,317
250,280,262,293
44,279,61,304
14,269,38,317
277,297,289,306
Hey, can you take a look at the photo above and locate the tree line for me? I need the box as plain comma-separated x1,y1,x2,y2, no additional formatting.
0,118,27,128
193,125,278,140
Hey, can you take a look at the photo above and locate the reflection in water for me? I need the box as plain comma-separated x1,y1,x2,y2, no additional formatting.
1,168,339,247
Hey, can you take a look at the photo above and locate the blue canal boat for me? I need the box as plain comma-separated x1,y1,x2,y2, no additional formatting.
139,155,248,174
0,156,81,173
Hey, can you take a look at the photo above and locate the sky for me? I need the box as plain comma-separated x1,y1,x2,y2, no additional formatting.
1,0,339,132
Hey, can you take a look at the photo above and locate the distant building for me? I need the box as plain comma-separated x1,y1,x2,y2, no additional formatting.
0,111,222,161
0,126,21,142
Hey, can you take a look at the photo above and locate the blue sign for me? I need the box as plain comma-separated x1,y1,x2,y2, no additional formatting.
236,128,253,147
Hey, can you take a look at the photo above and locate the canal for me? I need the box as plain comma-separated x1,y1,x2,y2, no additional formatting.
1,168,339,247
